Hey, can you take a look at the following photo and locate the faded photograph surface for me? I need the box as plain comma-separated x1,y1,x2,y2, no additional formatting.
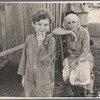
0,2,100,97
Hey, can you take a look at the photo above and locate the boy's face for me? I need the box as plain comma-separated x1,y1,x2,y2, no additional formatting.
33,19,50,37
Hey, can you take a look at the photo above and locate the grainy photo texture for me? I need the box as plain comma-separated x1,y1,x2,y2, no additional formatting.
0,2,100,98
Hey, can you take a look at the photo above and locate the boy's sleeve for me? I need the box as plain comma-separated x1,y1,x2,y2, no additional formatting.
38,36,55,64
17,37,28,76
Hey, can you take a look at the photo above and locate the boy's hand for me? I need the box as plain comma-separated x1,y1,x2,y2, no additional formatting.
22,76,25,87
37,32,45,46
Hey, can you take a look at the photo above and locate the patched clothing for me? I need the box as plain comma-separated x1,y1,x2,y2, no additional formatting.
65,27,94,67
17,33,55,97
64,27,94,92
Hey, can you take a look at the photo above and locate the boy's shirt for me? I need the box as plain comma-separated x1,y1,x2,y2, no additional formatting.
17,33,55,85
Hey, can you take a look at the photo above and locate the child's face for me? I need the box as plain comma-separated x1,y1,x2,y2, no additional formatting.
33,19,50,37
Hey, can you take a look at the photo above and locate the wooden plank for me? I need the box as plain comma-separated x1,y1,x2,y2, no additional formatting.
10,4,18,63
55,3,61,62
1,3,70,64
53,3,57,46
42,3,46,9
0,11,2,52
1,11,7,58
59,3,62,27
49,3,53,32
46,3,50,10
61,3,66,25
51,3,56,30
55,3,57,28
5,3,13,61
62,3,68,17
6,3,20,63
10,3,18,63
23,3,42,39
55,3,60,27
59,3,64,61
23,3,32,39
12,3,25,63
0,44,24,57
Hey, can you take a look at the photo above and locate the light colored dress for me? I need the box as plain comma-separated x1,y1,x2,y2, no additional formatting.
63,26,94,93
17,33,55,97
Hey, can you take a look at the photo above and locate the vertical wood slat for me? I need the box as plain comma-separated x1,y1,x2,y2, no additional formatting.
56,3,61,49
54,3,58,54
55,3,57,28
23,3,42,39
46,3,49,10
1,11,7,58
11,4,19,63
23,3,32,39
12,3,25,63
51,3,56,30
56,3,60,28
55,3,62,63
10,4,18,62
10,4,16,62
49,3,53,32
42,3,46,9
0,11,2,52
59,3,64,62
5,4,13,61
51,3,58,61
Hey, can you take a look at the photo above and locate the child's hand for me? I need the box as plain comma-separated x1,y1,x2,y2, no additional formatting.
37,32,45,46
22,76,25,87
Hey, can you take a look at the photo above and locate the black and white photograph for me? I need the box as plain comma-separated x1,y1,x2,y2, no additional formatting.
0,2,100,98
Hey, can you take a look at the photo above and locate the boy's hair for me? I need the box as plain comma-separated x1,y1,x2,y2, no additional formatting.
32,8,53,24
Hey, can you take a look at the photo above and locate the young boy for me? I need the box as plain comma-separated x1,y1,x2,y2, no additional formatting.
17,9,55,97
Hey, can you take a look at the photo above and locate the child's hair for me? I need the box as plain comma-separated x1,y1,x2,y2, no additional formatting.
32,8,53,24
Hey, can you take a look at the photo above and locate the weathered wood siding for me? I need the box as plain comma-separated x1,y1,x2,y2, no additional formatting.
0,3,68,63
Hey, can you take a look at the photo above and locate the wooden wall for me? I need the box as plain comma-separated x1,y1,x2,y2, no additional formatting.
0,3,68,63
0,3,88,64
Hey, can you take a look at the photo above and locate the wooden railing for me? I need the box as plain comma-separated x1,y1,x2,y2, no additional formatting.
0,44,24,57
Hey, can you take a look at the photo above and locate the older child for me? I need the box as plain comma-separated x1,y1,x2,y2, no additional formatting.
17,9,55,97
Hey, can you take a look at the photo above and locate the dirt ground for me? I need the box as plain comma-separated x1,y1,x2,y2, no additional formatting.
0,54,99,97
0,63,85,97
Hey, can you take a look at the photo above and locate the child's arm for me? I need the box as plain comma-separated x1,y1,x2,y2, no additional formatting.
17,36,29,76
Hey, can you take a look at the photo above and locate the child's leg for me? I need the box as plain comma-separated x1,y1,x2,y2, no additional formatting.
24,80,36,97
36,84,53,97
